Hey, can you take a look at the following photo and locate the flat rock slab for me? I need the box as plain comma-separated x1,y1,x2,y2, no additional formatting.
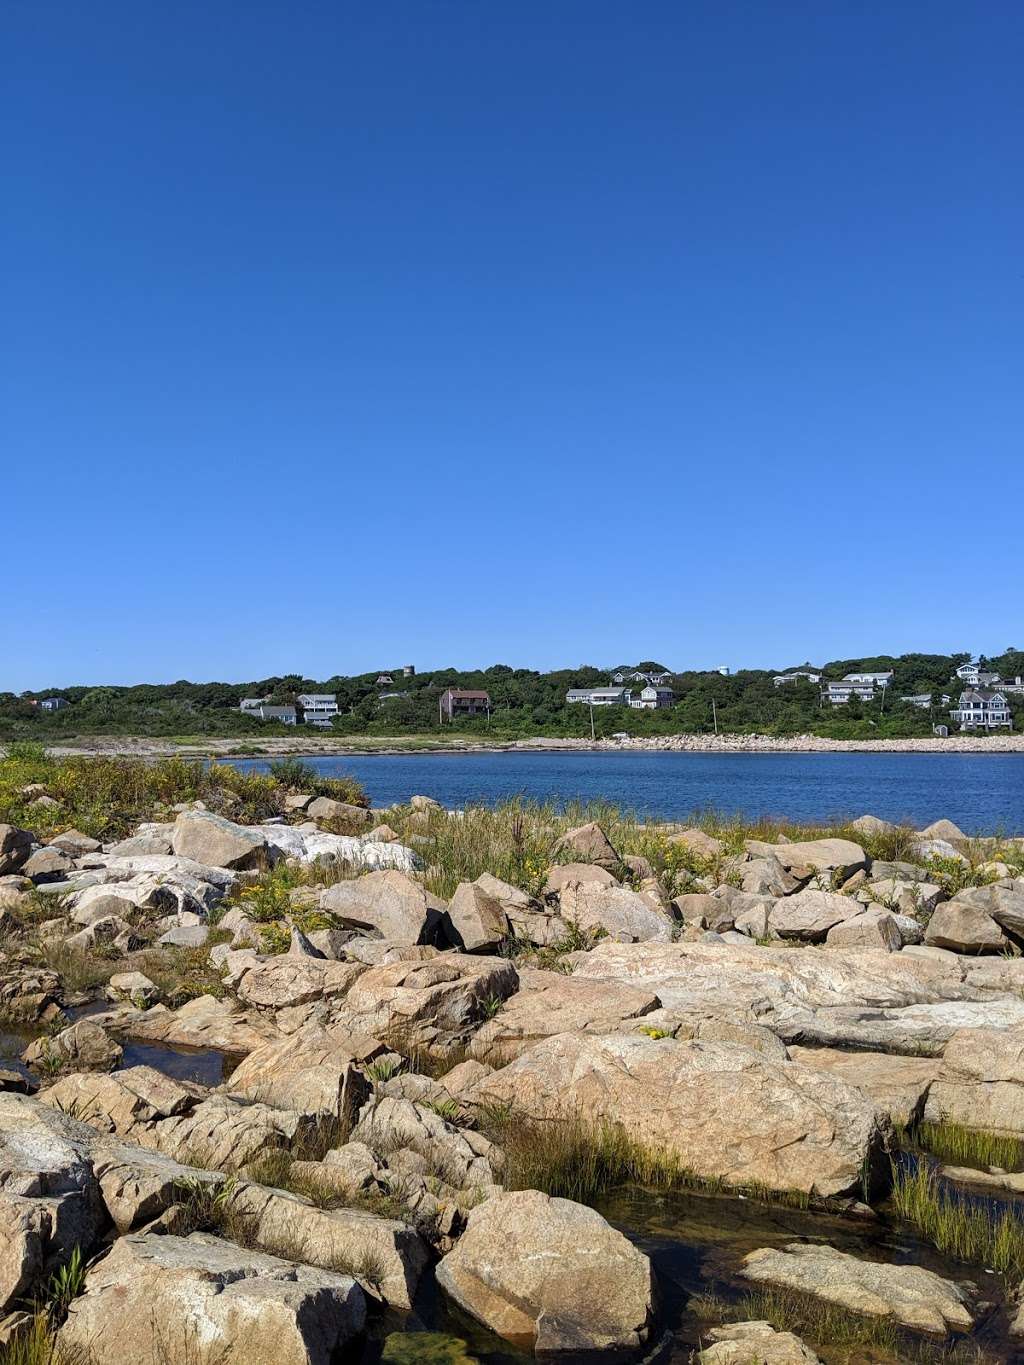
744,837,868,878
925,1024,1024,1135
740,1243,974,1335
225,1182,428,1310
470,1031,884,1199
786,1046,939,1126
326,954,518,1053
58,1232,366,1365
470,970,660,1063
568,941,1024,1055
436,1189,652,1358
228,1028,380,1120
698,1321,821,1363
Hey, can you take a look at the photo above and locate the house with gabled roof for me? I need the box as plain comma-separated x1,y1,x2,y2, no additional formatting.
949,688,1012,730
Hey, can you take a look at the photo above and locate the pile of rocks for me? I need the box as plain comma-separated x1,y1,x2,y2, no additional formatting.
2,801,1024,1361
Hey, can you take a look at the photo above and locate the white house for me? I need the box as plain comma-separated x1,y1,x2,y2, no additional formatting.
239,696,269,714
1000,676,1024,696
821,679,877,705
39,697,69,711
950,689,1012,730
772,670,821,687
630,685,674,710
566,687,632,706
843,671,893,687
297,693,339,727
611,669,671,686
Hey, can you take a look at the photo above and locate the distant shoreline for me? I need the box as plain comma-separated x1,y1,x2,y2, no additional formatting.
21,732,1024,759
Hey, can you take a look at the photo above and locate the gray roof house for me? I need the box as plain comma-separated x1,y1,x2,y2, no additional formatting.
258,704,297,725
950,689,1012,731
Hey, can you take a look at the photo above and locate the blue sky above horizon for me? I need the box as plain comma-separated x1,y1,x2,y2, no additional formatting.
4,2,1022,691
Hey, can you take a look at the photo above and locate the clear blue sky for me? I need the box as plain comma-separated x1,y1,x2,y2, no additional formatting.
4,2,1022,690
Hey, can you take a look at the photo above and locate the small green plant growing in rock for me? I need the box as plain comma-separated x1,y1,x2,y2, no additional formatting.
258,922,291,955
47,1245,85,1314
421,1096,464,1125
365,1057,406,1085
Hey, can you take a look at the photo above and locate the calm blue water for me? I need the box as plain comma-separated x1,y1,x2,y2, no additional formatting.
231,750,1024,834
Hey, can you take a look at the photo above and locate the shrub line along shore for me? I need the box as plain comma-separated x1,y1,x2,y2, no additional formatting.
18,731,1024,759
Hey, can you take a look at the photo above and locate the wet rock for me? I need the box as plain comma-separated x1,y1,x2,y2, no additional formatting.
57,1232,366,1365
436,1190,652,1357
740,1243,973,1334
469,1031,885,1199
941,1165,1024,1195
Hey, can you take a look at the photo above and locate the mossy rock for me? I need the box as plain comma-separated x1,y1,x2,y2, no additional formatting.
381,1333,478,1365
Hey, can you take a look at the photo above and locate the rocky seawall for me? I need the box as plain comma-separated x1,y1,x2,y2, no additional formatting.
26,730,1024,758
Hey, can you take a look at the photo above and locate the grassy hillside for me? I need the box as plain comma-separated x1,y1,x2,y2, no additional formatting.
4,648,1023,742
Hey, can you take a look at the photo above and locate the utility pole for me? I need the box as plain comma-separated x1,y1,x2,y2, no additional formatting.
589,703,596,743
711,697,718,735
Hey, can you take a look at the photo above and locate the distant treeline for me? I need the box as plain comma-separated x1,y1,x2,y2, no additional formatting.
5,649,1024,742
